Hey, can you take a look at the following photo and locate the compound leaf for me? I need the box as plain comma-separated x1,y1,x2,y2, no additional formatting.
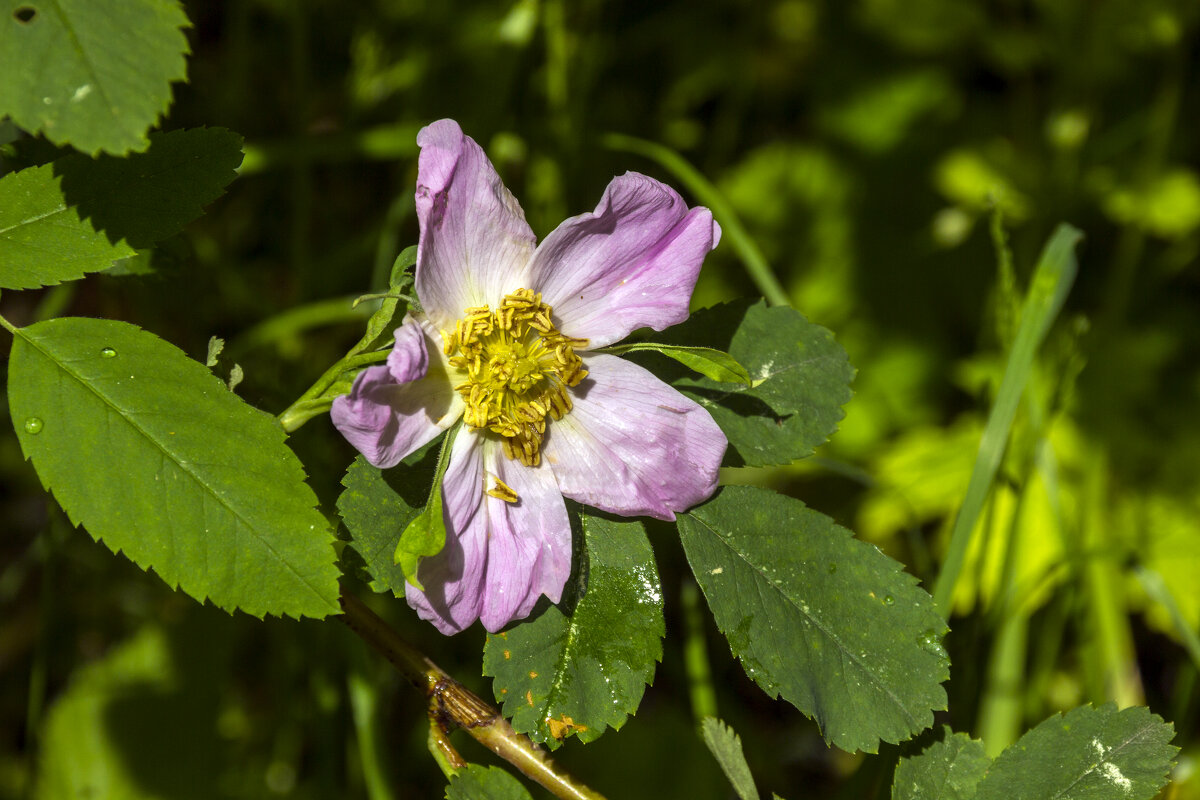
679,486,948,753
9,317,340,618
483,512,664,748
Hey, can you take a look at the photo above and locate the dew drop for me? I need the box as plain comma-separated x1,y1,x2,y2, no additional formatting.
24,417,44,434
827,563,837,574
918,629,948,659
100,347,117,358
883,595,895,606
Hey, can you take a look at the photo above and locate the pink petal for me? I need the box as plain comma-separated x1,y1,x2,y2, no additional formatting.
330,321,461,469
543,354,725,520
529,172,721,347
386,317,429,383
414,119,536,329
406,433,572,634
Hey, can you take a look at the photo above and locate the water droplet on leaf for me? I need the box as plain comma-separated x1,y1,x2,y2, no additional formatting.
827,563,837,574
918,629,948,659
24,417,43,434
883,595,895,606
100,347,117,358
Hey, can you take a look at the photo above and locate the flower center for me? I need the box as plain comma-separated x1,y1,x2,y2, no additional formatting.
443,288,588,467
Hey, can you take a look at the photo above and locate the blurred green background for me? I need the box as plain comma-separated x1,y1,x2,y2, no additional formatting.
3,0,1200,797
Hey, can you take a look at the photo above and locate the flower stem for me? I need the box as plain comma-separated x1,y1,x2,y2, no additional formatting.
338,592,608,800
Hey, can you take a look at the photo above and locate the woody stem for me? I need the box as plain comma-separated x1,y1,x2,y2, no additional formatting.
338,591,607,800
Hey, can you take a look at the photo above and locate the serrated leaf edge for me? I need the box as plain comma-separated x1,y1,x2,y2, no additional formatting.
15,322,338,618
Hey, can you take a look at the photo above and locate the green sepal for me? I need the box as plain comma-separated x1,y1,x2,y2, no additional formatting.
395,423,460,590
604,342,752,385
356,245,417,354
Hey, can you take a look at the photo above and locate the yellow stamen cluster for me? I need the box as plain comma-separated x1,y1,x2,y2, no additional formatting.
443,288,588,470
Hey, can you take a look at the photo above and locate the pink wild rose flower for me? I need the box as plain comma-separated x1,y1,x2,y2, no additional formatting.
332,118,726,634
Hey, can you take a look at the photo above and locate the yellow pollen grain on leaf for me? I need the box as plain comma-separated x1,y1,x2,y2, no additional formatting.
529,671,538,679
526,691,534,706
443,288,589,467
503,650,511,660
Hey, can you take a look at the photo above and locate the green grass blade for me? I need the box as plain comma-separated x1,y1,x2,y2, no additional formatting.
932,224,1082,616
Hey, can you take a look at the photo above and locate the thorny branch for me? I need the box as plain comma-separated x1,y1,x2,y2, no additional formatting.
338,591,607,800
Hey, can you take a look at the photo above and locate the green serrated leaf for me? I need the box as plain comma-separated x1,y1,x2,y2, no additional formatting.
396,424,459,590
975,704,1176,800
653,300,854,467
9,317,340,619
0,163,134,289
0,128,243,291
0,0,191,155
337,448,441,597
605,342,752,385
892,730,990,800
483,512,664,748
445,765,534,800
56,127,244,247
701,717,760,800
679,486,949,753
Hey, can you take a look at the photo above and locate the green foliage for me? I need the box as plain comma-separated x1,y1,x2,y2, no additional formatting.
657,300,854,466
483,512,664,747
604,342,751,385
395,424,458,590
679,486,949,753
337,453,430,596
0,163,134,289
892,731,990,800
9,317,340,618
35,618,230,800
1100,168,1200,239
357,245,417,352
0,0,190,155
932,224,1081,614
975,704,1177,800
445,765,533,800
0,128,243,290
701,717,760,800
55,127,244,247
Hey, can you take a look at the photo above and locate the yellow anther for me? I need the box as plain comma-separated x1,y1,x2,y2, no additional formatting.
486,474,520,503
441,289,588,465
